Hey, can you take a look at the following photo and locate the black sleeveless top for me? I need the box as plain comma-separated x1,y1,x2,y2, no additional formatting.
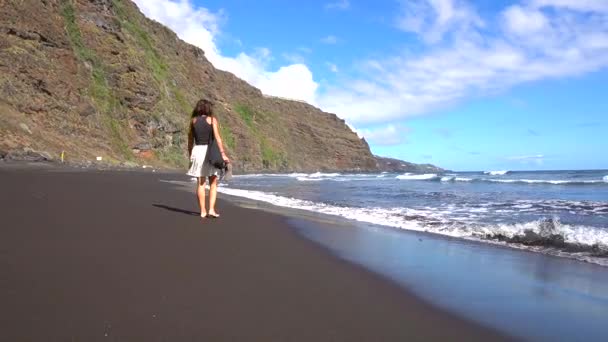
192,116,213,145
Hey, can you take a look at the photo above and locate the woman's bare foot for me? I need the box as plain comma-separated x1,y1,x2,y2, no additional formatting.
200,211,207,219
207,211,220,218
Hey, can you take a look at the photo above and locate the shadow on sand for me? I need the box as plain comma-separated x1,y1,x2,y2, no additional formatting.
153,204,200,216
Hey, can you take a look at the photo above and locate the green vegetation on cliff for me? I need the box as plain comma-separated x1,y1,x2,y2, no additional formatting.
235,104,254,128
234,104,287,169
61,2,93,62
112,0,188,164
1,0,419,172
61,0,132,160
219,124,236,150
112,0,168,83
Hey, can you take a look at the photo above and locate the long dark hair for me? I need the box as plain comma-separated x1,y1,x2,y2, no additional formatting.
191,99,214,118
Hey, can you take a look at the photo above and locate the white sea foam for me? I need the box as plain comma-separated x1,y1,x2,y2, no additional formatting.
513,204,533,209
487,179,605,185
296,177,323,182
441,176,473,182
233,172,607,186
484,170,510,176
218,186,452,232
393,174,607,185
288,173,309,178
289,172,346,181
470,219,608,247
233,173,290,178
396,173,439,180
399,176,606,185
309,172,341,178
512,199,608,215
216,186,608,264
291,173,387,182
145,177,608,264
235,172,341,179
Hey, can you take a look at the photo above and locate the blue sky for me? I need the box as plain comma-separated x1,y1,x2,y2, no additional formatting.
133,0,608,171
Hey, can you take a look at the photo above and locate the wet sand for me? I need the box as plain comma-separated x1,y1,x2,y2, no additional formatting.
0,165,512,341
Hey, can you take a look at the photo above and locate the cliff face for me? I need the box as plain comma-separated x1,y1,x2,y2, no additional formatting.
0,0,378,172
374,156,446,173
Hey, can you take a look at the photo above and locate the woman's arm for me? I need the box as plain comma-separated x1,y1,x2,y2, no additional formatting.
187,119,194,158
212,117,230,162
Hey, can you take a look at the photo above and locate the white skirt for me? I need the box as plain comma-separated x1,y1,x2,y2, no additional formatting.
187,145,222,178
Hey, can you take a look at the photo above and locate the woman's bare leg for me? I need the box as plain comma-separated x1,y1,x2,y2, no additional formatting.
197,177,207,218
208,175,219,217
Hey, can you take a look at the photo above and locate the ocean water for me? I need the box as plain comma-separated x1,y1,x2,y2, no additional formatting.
166,169,608,339
217,169,608,266
290,218,608,341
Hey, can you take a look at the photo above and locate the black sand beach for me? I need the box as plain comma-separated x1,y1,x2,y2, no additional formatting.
0,165,511,341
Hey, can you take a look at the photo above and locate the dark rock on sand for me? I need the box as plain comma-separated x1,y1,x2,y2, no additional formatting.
6,149,53,162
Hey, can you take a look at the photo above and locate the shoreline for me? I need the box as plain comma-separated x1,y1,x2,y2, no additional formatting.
213,185,608,268
0,166,511,341
156,170,608,340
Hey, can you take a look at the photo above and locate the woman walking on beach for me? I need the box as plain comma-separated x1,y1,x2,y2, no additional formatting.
187,99,230,219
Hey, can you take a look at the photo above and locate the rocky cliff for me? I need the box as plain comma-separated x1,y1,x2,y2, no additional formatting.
0,0,440,173
374,156,446,173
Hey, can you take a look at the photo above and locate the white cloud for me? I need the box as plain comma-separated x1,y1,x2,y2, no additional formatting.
358,124,410,146
132,0,608,145
256,64,318,102
297,46,313,54
131,0,318,103
283,53,306,64
396,0,484,43
325,0,350,10
326,62,339,72
502,5,548,35
132,0,222,60
317,0,608,125
531,0,608,13
320,35,339,44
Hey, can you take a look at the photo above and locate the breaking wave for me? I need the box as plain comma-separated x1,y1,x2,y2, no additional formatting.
440,176,473,182
484,170,510,176
296,176,323,182
397,174,608,186
479,219,608,261
487,179,606,185
216,186,608,266
229,172,608,186
396,173,440,180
